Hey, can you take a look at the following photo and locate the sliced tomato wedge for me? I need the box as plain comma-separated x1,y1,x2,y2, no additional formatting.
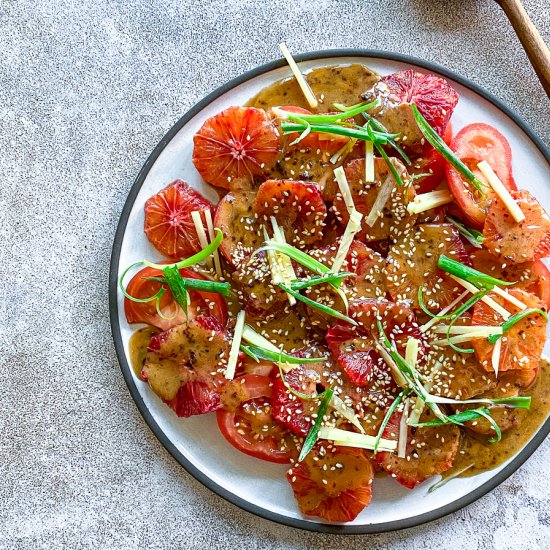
470,249,550,309
411,123,453,194
124,265,228,330
483,189,550,264
217,375,294,464
142,316,230,417
144,180,213,259
254,180,327,246
385,223,471,311
375,410,460,489
471,288,547,373
287,443,374,522
446,123,516,227
192,106,281,189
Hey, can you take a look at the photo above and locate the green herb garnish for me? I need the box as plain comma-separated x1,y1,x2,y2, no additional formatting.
144,229,223,270
299,388,334,462
373,389,410,455
411,104,486,195
143,275,231,296
239,344,327,364
162,266,189,314
445,216,484,248
438,255,514,290
289,272,353,291
278,283,357,325
487,308,548,344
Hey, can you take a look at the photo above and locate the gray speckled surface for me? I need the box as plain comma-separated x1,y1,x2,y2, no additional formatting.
2,0,550,548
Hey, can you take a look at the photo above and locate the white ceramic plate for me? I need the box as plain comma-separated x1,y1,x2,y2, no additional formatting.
109,50,550,533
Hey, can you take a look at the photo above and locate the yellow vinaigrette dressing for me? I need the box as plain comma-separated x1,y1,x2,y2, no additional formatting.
445,360,550,478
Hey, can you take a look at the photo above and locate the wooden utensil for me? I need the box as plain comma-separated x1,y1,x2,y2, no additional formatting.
495,0,550,98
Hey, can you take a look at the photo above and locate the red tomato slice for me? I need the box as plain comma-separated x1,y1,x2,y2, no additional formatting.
124,265,228,330
446,123,516,227
192,106,281,189
287,444,375,522
217,375,294,464
144,180,213,259
412,123,453,194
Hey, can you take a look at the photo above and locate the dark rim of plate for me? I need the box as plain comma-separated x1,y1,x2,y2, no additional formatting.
109,49,550,535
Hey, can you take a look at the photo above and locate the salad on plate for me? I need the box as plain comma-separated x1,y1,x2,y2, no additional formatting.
120,48,550,523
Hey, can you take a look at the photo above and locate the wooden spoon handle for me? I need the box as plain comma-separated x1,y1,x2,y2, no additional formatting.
497,0,550,97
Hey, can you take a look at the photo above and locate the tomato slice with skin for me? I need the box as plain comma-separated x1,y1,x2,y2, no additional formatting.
287,443,375,522
124,265,228,331
144,180,213,259
446,123,516,228
192,106,281,189
217,375,294,464
412,123,453,194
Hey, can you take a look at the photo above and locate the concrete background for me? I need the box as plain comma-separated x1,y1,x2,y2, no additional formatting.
2,0,550,548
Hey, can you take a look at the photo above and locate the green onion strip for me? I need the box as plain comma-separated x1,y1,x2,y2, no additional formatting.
299,388,334,462
278,283,357,326
445,216,484,248
411,104,487,195
487,308,548,344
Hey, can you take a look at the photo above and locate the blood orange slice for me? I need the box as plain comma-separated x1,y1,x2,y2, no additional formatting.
287,444,374,522
192,106,281,189
378,70,459,136
375,410,460,489
471,288,547,373
483,189,550,264
144,180,213,259
254,180,327,246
